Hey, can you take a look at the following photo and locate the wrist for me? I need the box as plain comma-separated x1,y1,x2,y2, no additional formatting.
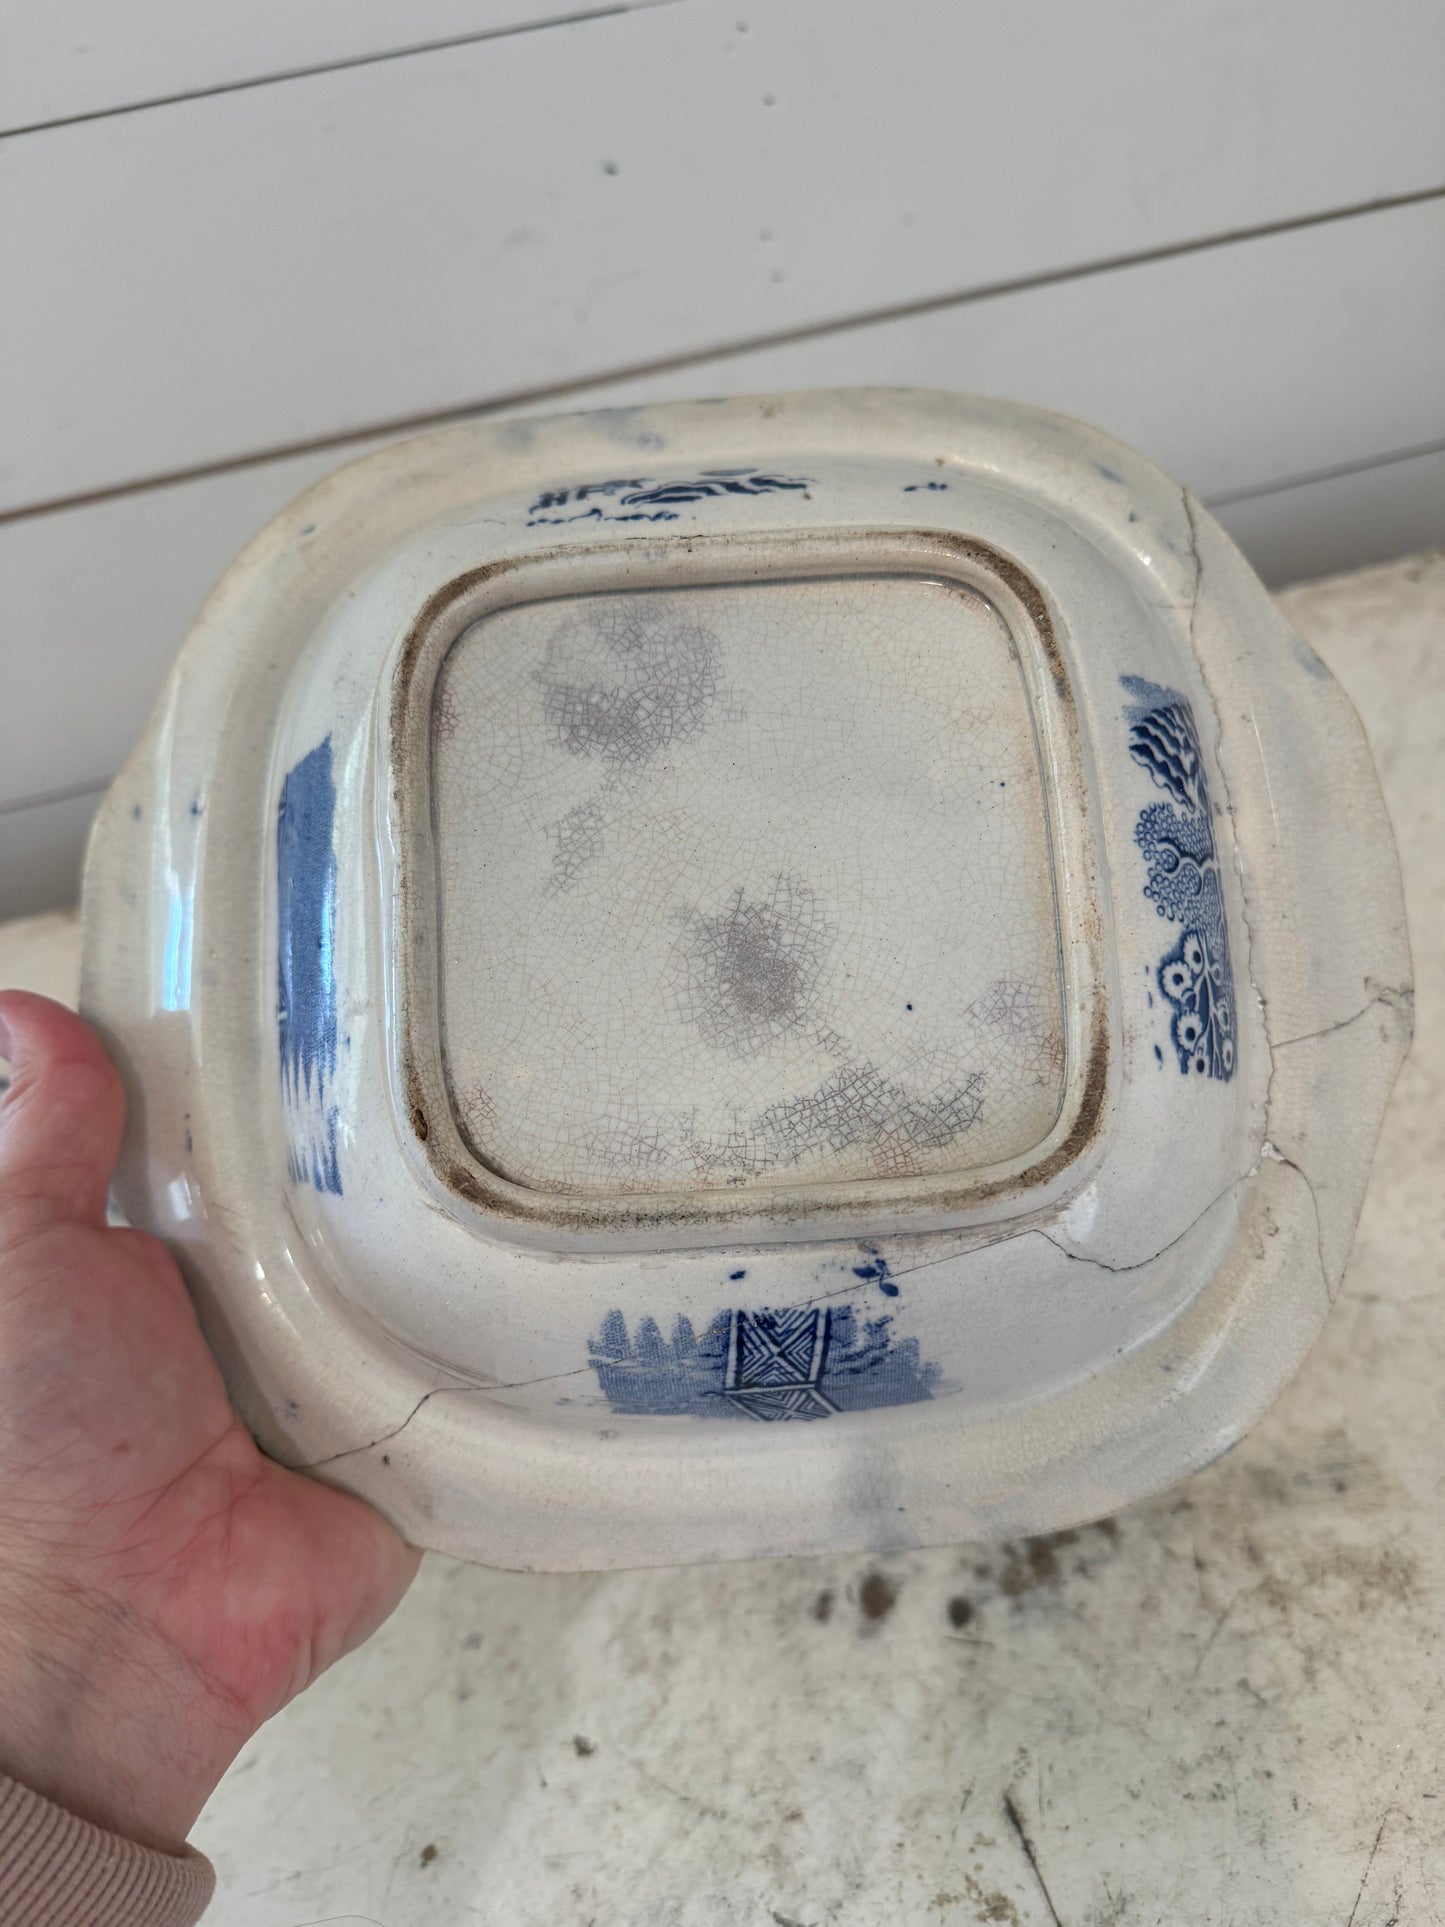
0,1562,241,1854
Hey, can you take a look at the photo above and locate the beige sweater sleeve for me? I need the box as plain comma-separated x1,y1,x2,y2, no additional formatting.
0,1773,214,1926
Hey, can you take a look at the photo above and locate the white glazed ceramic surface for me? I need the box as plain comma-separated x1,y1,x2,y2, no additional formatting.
80,390,1411,1570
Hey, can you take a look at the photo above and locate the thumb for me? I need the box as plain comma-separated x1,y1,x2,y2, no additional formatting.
0,991,126,1239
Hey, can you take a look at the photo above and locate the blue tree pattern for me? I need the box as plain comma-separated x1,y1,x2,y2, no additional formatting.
1121,676,1236,1080
588,1304,940,1420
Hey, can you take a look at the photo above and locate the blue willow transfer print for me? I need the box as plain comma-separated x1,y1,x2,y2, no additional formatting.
589,1304,940,1421
1122,676,1236,1081
527,468,813,527
277,736,342,1192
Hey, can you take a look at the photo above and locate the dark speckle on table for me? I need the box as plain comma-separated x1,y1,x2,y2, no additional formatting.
859,1571,898,1622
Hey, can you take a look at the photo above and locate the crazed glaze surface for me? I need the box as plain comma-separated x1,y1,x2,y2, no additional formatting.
80,389,1411,1569
434,576,1062,1197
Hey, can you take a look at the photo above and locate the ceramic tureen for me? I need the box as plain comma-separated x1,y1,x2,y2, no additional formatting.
81,389,1411,1570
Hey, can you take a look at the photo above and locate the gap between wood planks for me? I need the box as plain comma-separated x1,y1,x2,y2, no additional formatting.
0,0,688,139
1,183,1441,527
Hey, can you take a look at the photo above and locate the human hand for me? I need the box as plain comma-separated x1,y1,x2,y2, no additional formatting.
0,991,420,1853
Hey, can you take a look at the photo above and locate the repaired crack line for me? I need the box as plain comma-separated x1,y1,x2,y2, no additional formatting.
790,1172,1249,1321
297,1365,592,1471
1261,1146,1332,1304
1271,984,1414,1054
299,1188,1249,1469
1181,487,1205,654
855,1170,1244,1298
299,1159,1289,1474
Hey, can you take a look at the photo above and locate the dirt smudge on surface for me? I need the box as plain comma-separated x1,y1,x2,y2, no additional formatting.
961,1873,1022,1924
954,1520,1125,1614
996,1531,1079,1599
859,1570,899,1623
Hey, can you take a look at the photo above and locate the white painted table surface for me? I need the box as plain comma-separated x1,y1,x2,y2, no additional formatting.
2,551,1441,1926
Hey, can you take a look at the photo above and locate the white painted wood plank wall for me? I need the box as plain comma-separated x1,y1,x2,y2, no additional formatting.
6,199,1442,817
1,1,678,131
7,0,1443,510
3,0,1443,914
